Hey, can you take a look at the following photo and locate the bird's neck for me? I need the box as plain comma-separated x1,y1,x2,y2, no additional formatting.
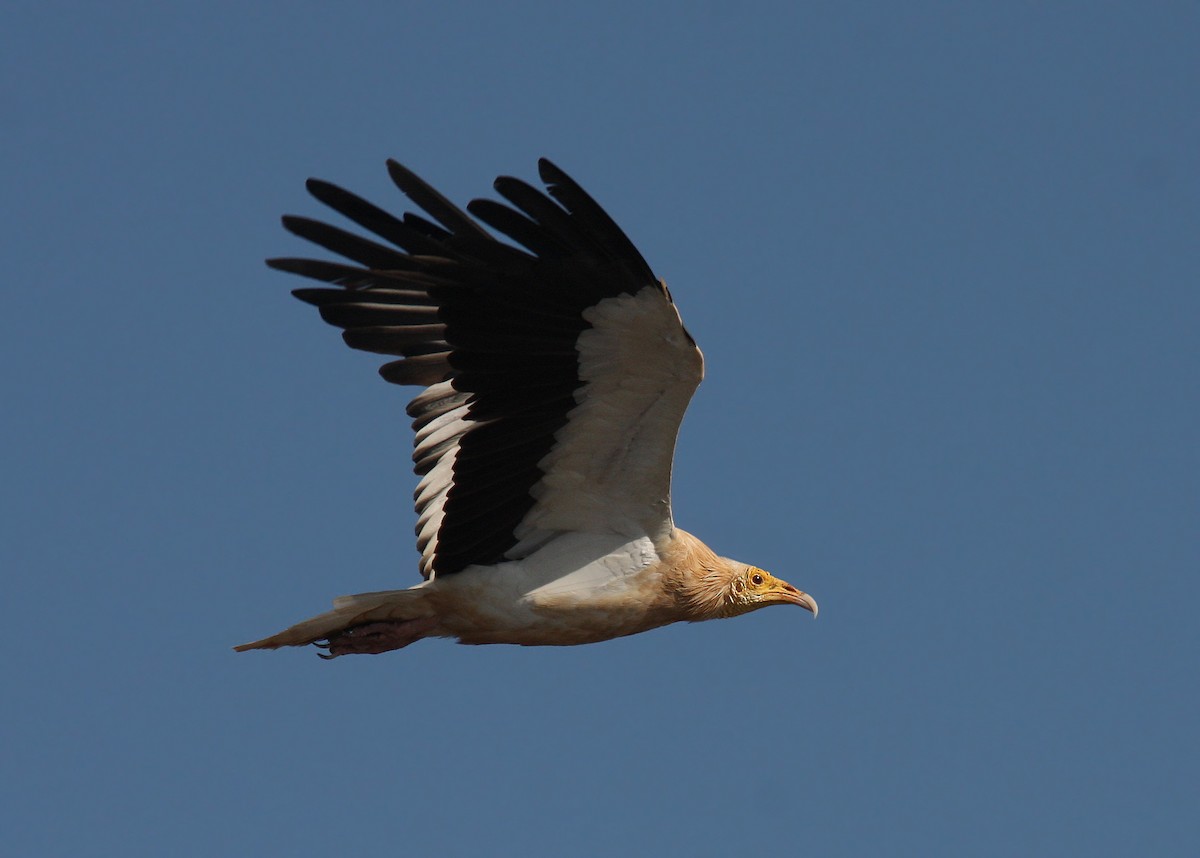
659,529,737,621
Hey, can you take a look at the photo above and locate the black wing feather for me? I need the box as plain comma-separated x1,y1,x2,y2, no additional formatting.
270,159,655,577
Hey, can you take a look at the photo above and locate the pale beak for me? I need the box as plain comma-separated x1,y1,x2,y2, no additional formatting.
779,584,819,617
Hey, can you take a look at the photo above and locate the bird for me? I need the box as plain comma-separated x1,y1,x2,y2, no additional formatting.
236,158,817,657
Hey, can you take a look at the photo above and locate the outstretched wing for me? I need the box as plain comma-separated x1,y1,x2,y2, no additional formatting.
269,159,703,579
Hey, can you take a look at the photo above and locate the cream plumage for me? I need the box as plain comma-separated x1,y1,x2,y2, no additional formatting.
236,158,816,658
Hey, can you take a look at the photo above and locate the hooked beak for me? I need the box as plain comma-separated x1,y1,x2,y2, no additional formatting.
779,584,819,617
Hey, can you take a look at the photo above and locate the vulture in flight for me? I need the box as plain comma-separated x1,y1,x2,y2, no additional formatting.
237,158,817,657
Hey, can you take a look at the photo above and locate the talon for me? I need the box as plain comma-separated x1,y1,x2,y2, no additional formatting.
316,617,439,656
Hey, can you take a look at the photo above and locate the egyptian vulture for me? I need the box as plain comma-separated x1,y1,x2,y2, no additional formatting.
237,158,817,657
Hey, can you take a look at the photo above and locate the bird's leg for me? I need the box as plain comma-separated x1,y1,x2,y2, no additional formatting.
317,616,440,658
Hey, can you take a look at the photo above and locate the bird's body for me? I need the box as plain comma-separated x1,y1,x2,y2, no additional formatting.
237,158,816,657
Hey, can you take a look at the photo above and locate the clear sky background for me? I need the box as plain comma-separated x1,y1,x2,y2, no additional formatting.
3,2,1197,855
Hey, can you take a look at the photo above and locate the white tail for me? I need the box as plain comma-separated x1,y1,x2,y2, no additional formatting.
234,587,434,651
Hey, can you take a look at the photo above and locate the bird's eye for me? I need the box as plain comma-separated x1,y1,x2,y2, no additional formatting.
751,572,764,586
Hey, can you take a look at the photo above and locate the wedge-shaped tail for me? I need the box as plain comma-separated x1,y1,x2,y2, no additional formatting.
235,588,434,652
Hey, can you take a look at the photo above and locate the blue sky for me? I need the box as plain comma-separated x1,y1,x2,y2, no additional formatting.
3,2,1197,855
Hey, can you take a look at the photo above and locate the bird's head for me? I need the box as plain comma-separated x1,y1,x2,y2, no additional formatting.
725,565,818,618
682,560,818,620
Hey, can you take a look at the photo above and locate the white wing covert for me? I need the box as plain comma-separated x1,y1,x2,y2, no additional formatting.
268,159,703,580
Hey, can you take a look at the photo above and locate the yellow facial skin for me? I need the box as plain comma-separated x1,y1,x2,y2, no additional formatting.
727,566,818,617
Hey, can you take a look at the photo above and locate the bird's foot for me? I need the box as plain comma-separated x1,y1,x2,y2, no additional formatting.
316,616,440,658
